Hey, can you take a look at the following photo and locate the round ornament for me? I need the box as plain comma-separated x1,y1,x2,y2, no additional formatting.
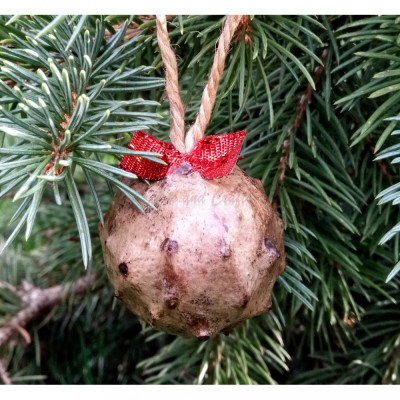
99,15,286,338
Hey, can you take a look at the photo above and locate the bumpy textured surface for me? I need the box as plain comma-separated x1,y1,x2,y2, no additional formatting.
99,166,286,339
119,130,247,180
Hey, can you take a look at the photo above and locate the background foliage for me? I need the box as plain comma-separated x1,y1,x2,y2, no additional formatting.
1,15,400,384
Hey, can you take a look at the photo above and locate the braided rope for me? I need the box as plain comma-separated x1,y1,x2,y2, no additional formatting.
156,15,243,154
156,15,186,153
185,15,243,152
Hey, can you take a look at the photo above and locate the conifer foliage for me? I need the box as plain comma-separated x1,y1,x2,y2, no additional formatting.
0,15,400,384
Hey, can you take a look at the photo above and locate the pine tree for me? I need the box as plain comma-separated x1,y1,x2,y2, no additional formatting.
0,14,400,384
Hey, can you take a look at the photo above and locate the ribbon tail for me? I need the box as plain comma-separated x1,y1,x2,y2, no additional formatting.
186,130,246,179
120,131,181,180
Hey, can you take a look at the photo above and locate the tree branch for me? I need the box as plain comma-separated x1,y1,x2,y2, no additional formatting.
0,274,98,350
272,49,328,211
365,135,393,182
0,358,12,385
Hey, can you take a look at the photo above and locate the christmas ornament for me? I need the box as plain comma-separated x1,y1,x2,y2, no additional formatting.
99,15,286,339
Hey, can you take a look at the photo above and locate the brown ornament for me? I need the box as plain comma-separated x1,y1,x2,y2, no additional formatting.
99,166,285,339
100,15,285,338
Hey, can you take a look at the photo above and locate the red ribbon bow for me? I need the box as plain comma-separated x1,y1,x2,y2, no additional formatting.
120,130,246,180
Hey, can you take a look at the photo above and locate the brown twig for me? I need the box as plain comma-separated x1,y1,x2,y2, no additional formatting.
235,15,252,45
43,91,77,176
272,49,329,211
365,136,393,181
5,80,16,88
104,16,169,41
0,275,98,350
104,20,143,41
0,358,12,385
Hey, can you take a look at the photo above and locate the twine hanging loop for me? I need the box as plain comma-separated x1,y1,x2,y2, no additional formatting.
156,15,186,153
156,15,243,154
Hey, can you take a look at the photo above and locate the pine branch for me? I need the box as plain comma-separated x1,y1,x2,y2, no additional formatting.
272,48,328,211
104,16,159,41
365,135,393,181
0,15,165,266
0,274,98,350
0,358,12,385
